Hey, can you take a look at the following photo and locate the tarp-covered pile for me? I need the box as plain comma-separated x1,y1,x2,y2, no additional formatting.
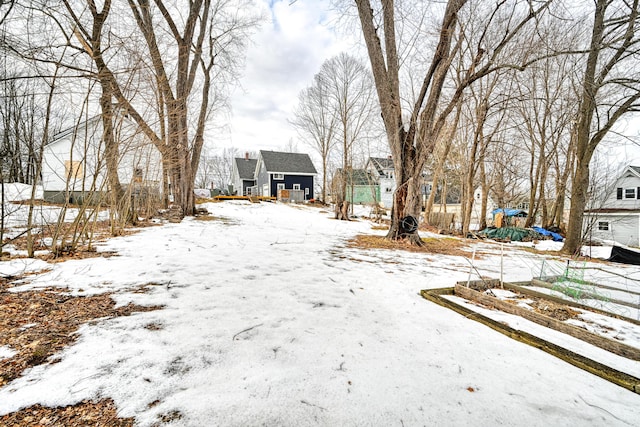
478,227,540,242
478,226,564,242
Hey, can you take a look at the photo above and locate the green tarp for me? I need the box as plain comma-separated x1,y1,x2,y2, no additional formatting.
478,227,542,242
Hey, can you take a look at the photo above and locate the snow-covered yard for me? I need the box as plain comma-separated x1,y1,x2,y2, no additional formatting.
1,195,640,426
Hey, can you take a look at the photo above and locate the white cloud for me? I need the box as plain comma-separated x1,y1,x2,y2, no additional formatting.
226,0,358,153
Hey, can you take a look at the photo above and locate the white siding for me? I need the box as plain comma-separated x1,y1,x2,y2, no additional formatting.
584,213,640,247
42,115,162,196
602,172,640,209
379,176,394,208
230,161,240,195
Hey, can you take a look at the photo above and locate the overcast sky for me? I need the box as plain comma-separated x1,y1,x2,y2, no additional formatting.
219,0,640,166
223,0,358,155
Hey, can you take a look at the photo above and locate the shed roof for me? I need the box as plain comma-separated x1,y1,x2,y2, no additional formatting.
259,150,317,174
234,157,258,180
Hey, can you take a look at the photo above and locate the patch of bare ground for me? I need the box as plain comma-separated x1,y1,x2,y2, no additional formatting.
495,290,581,321
347,234,472,257
4,220,143,259
0,284,161,388
528,299,581,321
193,214,236,225
0,398,134,427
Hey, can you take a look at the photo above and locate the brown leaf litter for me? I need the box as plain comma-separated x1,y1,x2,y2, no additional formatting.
0,276,161,425
347,234,474,257
0,399,134,427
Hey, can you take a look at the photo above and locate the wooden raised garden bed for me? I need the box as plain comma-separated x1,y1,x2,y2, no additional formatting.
421,279,640,394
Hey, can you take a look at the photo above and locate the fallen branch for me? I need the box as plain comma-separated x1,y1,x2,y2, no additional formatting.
232,323,263,341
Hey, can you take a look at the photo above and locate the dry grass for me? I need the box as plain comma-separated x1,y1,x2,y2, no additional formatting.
0,399,134,427
195,197,222,204
192,214,235,224
370,225,389,231
4,220,146,260
347,234,471,257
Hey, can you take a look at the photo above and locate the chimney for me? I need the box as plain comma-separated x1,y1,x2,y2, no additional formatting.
388,155,392,160
245,152,249,160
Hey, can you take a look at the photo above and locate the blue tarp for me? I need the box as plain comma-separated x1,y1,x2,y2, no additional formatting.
531,226,564,242
491,208,528,217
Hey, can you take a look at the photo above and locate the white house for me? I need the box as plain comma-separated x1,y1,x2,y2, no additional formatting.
366,156,395,208
42,113,162,204
231,153,257,196
583,165,640,247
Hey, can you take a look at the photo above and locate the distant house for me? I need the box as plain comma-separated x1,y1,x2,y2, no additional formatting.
231,154,257,196
334,168,379,205
253,150,317,201
365,157,395,208
41,113,162,204
583,165,640,246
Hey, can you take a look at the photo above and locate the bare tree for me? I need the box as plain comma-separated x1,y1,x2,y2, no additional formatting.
354,0,552,243
459,74,508,235
61,0,129,225
52,0,259,217
563,0,640,254
291,73,338,203
321,53,376,214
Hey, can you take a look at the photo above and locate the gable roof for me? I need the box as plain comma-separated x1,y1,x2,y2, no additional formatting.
336,168,377,186
234,157,258,180
47,115,103,147
259,150,317,174
368,157,394,175
624,165,640,178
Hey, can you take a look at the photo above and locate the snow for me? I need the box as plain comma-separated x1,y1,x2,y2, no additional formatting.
1,183,110,254
0,346,17,361
1,182,42,201
1,199,640,425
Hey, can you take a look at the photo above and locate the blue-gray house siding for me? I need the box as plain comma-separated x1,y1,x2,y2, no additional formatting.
255,150,317,200
269,175,314,199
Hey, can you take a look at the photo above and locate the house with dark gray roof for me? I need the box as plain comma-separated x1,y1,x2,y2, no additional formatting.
254,150,317,201
231,154,258,196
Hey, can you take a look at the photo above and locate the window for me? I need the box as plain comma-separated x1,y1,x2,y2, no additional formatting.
385,187,392,193
293,184,300,190
273,173,284,180
133,167,143,183
305,188,309,195
65,161,83,180
625,188,636,199
598,221,609,231
277,183,285,191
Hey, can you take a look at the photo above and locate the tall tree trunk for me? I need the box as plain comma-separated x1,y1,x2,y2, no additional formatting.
479,159,488,230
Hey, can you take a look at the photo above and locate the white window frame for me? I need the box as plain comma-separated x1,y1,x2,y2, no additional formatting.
625,188,636,199
273,173,284,180
598,221,609,231
277,183,285,191
293,183,301,190
305,188,309,195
